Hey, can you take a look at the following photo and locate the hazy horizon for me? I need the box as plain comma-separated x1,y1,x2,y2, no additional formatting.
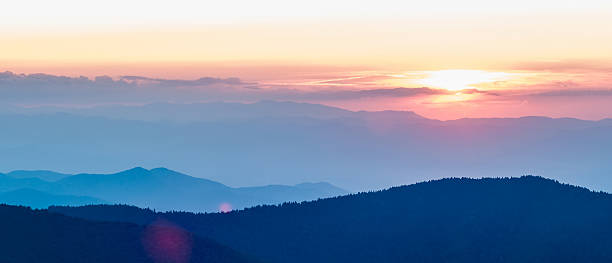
2,0,612,121
3,1,612,262
2,70,612,121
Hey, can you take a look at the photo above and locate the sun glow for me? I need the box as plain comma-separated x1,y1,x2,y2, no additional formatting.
416,70,512,91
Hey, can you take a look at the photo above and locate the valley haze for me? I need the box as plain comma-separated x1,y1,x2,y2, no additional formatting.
3,1,612,262
0,167,347,212
0,100,610,192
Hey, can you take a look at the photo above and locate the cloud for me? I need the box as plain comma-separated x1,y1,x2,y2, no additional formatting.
0,71,447,106
511,60,612,73
119,75,247,86
6,69,608,112
356,87,445,97
289,87,448,101
526,88,612,97
0,71,253,105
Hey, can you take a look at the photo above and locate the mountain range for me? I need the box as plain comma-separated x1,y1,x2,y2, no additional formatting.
0,167,347,212
1,101,612,191
50,176,612,263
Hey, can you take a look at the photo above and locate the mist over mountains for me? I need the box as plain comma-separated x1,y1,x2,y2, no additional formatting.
1,100,611,191
0,167,346,212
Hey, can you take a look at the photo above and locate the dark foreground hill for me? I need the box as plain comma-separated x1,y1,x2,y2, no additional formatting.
0,204,257,263
52,176,612,263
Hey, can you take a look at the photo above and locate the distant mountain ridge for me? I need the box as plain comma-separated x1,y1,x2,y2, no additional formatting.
0,167,347,212
2,100,612,191
0,189,107,209
13,100,426,123
51,176,612,263
6,170,72,181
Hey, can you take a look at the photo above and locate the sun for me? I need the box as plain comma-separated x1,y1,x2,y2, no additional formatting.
416,70,511,91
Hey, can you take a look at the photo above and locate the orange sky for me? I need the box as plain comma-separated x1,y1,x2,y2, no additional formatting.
2,1,612,76
1,0,611,120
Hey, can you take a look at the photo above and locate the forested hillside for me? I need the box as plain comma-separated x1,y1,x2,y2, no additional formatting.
0,204,257,263
51,176,612,263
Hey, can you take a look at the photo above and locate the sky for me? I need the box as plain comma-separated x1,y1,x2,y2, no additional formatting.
1,0,612,120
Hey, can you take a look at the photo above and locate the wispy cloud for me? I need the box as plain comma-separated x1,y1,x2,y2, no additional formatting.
288,87,448,101
529,89,612,97
0,71,446,106
511,60,612,73
2,68,611,120
0,71,254,105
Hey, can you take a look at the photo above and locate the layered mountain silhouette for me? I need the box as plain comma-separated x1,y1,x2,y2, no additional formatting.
2,101,611,191
0,167,346,212
15,100,424,123
0,189,106,209
5,170,71,181
52,176,612,263
0,204,257,263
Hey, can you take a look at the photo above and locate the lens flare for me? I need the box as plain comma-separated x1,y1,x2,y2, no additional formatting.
141,219,193,263
219,202,233,213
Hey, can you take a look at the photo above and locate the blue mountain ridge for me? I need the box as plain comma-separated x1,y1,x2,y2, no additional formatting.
0,167,347,212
